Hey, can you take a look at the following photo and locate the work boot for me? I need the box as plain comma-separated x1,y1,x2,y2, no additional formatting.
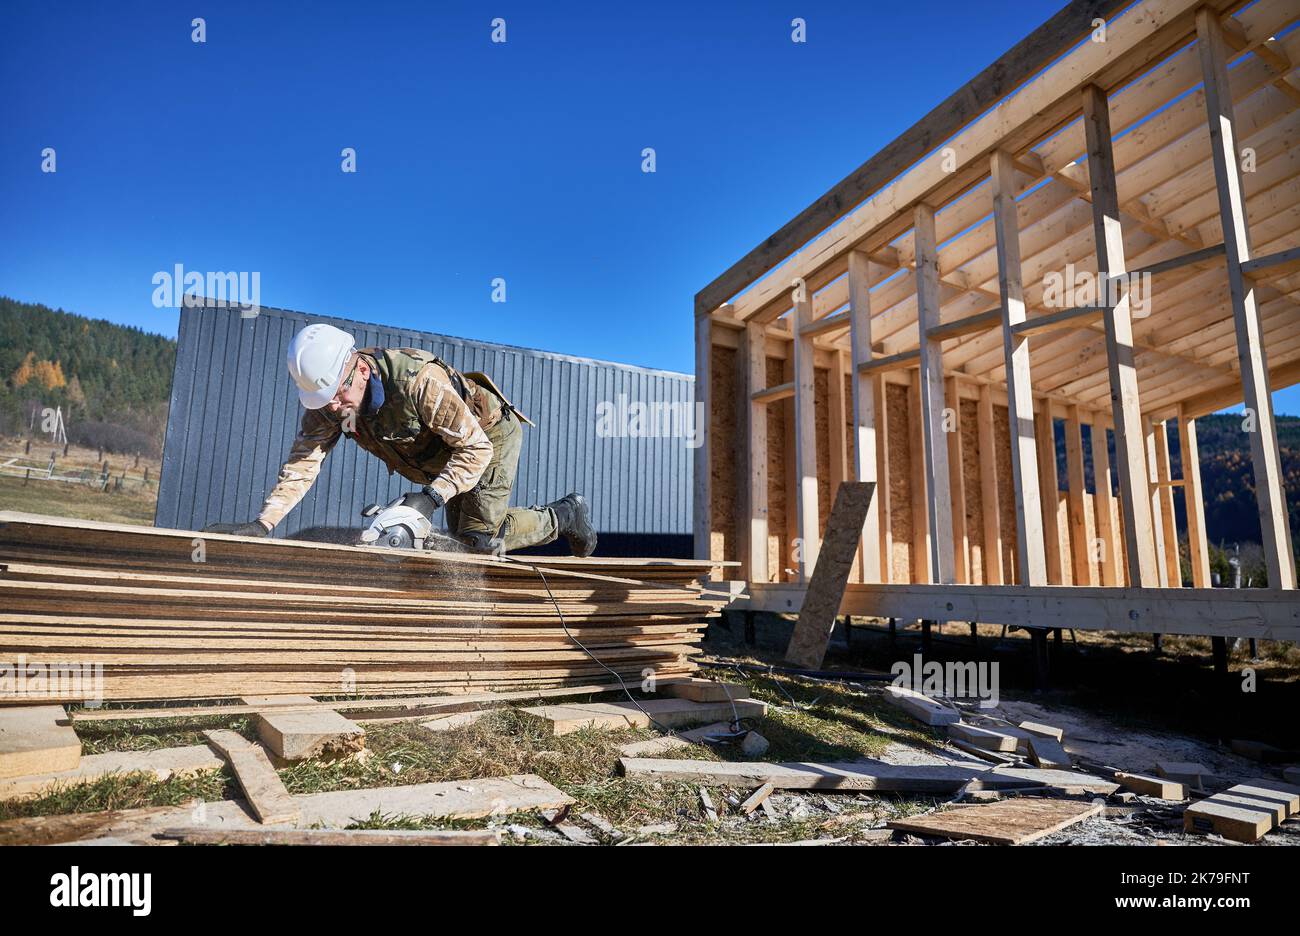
548,493,597,557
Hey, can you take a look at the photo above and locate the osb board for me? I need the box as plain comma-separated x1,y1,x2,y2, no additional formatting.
886,382,914,584
709,345,738,571
815,367,832,538
888,797,1103,845
994,403,1018,584
767,356,789,582
843,373,860,584
959,398,984,584
1055,490,1073,586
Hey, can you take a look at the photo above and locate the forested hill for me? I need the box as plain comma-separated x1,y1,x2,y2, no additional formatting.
0,297,176,455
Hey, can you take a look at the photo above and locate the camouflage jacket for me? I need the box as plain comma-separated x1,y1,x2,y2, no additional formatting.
256,347,501,529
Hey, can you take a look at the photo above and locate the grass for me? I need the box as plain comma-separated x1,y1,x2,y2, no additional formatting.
0,668,950,844
0,475,156,524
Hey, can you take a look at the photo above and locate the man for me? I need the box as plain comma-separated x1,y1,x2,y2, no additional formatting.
228,322,597,557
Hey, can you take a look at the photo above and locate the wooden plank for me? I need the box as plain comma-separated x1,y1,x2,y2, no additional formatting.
947,722,1022,753
693,0,1134,316
0,744,221,801
926,307,1002,342
1082,82,1160,588
739,782,775,815
1027,734,1072,770
419,710,490,732
617,721,732,757
847,250,882,584
991,148,1047,586
1196,8,1296,590
976,384,1003,585
1184,797,1274,843
1064,406,1094,586
884,685,961,727
874,374,893,583
1019,721,1064,741
1240,244,1300,278
1178,406,1211,588
1143,416,1171,588
792,292,821,580
909,370,931,583
203,729,300,825
1114,771,1186,799
888,797,1102,845
1011,305,1108,337
0,705,80,780
915,204,956,585
155,827,500,846
521,698,766,735
243,696,365,763
785,481,877,669
829,350,849,497
744,323,769,583
0,774,571,845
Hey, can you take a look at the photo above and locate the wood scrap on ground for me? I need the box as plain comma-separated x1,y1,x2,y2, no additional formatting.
0,705,80,780
521,698,764,735
888,797,1103,845
0,744,221,801
1114,771,1186,800
202,729,299,825
1027,734,1072,770
1183,779,1300,843
883,686,960,726
154,827,500,846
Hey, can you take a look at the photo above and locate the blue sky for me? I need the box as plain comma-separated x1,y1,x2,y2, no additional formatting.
2,0,1296,414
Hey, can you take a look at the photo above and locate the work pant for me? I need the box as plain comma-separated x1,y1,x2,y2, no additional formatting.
444,408,559,552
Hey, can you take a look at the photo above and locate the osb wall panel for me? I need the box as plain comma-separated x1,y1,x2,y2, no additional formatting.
709,345,737,572
815,367,832,538
887,382,914,583
843,373,860,584
766,356,789,582
994,402,1018,584
959,398,984,584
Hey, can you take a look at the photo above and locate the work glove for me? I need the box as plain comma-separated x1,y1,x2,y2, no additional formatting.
400,486,445,518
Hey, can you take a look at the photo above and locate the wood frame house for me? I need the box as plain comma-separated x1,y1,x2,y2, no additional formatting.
694,0,1300,642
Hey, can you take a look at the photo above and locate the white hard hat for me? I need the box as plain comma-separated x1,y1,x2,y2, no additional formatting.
287,323,356,409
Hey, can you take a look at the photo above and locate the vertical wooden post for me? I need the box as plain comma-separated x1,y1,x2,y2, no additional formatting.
914,203,955,585
1082,83,1160,588
1035,399,1063,585
693,313,712,565
874,374,893,583
792,291,821,580
1064,404,1094,586
1197,8,1295,589
1179,404,1212,589
1143,416,1170,589
743,322,769,584
944,376,969,583
1154,420,1181,587
908,370,931,584
976,383,1003,585
1091,415,1120,587
990,149,1047,586
847,249,882,584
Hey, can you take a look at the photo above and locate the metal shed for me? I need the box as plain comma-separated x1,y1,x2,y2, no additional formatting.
156,302,695,556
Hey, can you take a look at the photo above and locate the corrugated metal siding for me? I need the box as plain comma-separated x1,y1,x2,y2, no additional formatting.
157,303,695,541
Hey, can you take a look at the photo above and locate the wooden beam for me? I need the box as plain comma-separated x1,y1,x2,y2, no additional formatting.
792,292,821,580
927,307,1002,342
1197,8,1296,590
1241,245,1300,280
991,149,1047,586
858,348,920,375
1082,82,1160,588
1011,304,1109,338
1178,405,1212,589
976,384,1003,585
847,250,882,583
908,370,931,583
752,381,795,404
1141,417,1170,588
692,0,1134,316
829,350,849,498
694,314,712,563
744,323,770,584
915,204,956,585
1064,405,1094,586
